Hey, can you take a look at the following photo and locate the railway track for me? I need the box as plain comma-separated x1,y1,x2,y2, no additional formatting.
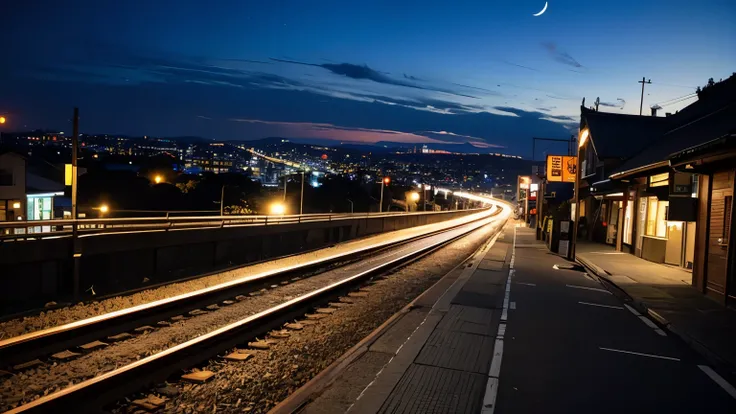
2,205,508,413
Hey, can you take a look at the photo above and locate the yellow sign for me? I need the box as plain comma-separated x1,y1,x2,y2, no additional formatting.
546,155,577,182
65,164,73,186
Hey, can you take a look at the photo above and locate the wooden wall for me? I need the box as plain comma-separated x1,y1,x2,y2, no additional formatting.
705,171,734,300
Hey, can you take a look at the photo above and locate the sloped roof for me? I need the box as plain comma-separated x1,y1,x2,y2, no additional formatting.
610,102,736,177
581,106,672,159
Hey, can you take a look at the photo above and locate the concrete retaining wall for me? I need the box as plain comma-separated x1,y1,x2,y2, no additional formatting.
0,210,480,314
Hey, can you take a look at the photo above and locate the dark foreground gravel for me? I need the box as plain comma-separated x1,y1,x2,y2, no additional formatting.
115,220,502,414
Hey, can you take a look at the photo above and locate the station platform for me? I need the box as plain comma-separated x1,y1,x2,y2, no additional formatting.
274,221,514,414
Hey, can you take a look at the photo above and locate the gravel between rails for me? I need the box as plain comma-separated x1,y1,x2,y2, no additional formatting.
0,222,491,412
113,221,501,414
0,212,488,340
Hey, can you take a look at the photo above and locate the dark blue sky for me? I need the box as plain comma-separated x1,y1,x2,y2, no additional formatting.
1,0,734,157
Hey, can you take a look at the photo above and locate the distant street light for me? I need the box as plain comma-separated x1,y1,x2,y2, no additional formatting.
379,176,390,213
410,192,420,201
407,191,420,213
269,202,286,215
0,116,6,124
154,175,163,184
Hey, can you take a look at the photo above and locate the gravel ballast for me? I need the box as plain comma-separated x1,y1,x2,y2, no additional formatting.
0,211,490,340
0,217,498,412
114,220,502,414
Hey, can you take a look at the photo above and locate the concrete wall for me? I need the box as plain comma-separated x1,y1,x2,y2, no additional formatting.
0,210,480,314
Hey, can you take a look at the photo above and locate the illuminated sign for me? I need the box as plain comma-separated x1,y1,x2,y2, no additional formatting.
65,164,73,186
519,175,531,189
546,155,577,182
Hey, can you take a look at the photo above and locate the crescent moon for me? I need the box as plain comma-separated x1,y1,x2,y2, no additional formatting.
533,2,548,16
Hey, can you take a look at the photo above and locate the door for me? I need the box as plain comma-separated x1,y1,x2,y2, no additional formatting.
665,222,684,266
706,171,733,300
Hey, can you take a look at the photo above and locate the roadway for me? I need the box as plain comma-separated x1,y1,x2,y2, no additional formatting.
495,227,736,413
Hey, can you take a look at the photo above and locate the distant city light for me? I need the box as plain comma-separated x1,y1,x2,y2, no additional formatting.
383,177,391,185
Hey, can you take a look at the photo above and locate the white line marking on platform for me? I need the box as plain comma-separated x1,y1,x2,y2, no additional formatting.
566,284,612,294
698,365,736,399
599,347,680,361
624,303,641,316
481,225,516,414
654,328,667,336
515,282,536,286
639,316,658,329
480,378,499,413
578,301,623,309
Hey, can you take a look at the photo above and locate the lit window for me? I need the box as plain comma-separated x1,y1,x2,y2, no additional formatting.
649,172,669,188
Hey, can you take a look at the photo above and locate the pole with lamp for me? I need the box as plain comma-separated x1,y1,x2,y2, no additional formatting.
71,108,81,300
379,176,390,213
572,128,587,260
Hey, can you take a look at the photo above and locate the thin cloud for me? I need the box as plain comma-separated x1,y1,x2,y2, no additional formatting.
598,98,626,109
414,131,506,148
500,60,540,72
228,119,449,144
269,57,479,99
542,42,583,68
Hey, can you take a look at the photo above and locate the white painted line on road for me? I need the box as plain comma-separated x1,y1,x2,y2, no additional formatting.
481,225,516,414
514,282,536,286
578,301,624,310
639,316,659,330
624,303,641,316
599,347,680,362
698,365,736,400
654,328,667,336
566,284,612,294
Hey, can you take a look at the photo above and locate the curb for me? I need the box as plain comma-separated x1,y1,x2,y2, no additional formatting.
269,220,507,414
575,255,736,378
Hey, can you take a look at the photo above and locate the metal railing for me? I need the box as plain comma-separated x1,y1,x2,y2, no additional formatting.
0,208,488,242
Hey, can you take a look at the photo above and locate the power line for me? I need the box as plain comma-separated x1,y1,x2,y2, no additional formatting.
656,92,698,107
660,95,697,108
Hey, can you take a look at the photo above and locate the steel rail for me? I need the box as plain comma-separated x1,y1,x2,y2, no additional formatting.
0,207,499,368
6,205,509,414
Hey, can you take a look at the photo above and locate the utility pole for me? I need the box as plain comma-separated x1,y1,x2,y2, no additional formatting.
71,108,80,300
220,185,225,216
300,171,304,215
638,77,651,116
282,174,287,201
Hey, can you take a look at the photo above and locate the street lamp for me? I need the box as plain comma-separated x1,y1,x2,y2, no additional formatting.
407,192,420,212
379,176,390,213
269,202,286,215
154,175,163,184
98,204,109,217
0,116,6,124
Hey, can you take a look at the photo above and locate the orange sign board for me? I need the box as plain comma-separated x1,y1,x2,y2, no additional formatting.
546,155,577,182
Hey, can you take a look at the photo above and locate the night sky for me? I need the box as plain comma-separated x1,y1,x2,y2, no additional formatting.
1,0,734,157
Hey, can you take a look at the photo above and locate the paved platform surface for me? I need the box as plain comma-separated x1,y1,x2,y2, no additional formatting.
577,241,736,378
296,226,736,413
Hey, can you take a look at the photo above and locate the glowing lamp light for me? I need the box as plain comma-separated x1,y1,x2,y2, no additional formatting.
383,177,391,185
154,175,163,184
99,204,109,214
269,202,286,215
0,116,5,124
12,202,21,209
410,192,420,201
578,128,589,148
